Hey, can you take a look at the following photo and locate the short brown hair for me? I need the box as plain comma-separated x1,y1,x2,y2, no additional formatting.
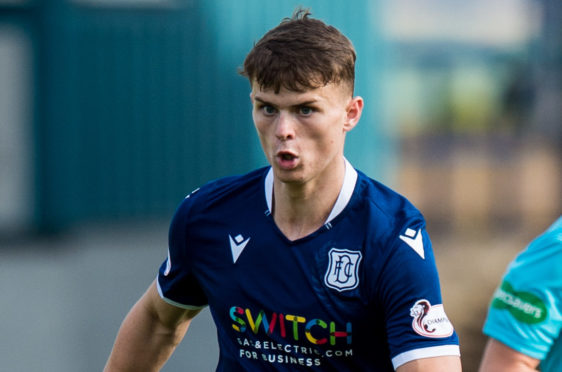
240,8,356,94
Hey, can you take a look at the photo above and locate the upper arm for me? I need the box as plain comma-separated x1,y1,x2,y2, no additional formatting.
396,355,461,372
478,338,540,372
379,223,459,367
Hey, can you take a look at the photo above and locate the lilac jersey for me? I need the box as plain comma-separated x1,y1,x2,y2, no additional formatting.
157,161,459,371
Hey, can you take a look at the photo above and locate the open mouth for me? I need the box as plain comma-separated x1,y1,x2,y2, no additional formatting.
277,150,297,160
276,151,298,168
280,153,295,161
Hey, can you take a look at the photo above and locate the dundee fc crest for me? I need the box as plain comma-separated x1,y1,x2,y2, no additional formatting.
324,248,362,292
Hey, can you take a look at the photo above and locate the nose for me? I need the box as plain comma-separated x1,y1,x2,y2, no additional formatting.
275,112,295,141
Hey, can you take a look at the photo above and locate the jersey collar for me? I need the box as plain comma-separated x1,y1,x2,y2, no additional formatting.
264,158,358,224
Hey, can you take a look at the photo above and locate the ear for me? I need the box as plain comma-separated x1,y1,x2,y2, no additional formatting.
343,96,364,132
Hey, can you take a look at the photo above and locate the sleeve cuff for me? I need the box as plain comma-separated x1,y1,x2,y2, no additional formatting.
156,276,207,310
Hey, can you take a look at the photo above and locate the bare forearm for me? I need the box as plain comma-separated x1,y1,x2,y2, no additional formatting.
104,282,197,372
105,303,188,371
479,360,538,372
479,339,539,372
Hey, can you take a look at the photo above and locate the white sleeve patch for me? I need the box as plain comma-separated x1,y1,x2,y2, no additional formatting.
392,345,460,369
410,299,455,338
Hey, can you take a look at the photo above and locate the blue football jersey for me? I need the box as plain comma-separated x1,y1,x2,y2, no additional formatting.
483,216,562,372
158,161,460,371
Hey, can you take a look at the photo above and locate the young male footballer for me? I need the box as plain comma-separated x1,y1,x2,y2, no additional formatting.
105,9,461,371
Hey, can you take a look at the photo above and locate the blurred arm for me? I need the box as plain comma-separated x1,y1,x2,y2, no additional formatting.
104,280,202,372
478,338,540,372
397,355,462,372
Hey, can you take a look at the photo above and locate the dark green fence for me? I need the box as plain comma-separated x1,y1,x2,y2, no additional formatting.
34,1,257,230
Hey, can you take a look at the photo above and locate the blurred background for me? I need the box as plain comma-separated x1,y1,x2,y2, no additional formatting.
0,0,559,371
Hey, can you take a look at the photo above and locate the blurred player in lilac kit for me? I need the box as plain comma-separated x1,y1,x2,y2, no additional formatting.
479,216,562,372
105,8,461,371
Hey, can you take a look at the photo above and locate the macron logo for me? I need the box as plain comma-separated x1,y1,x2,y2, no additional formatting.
229,234,250,263
399,228,425,259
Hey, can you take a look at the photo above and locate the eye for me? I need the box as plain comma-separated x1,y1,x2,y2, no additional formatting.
299,106,314,116
261,105,277,115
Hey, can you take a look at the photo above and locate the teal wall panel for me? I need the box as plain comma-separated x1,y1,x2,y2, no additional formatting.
30,0,390,230
36,1,255,229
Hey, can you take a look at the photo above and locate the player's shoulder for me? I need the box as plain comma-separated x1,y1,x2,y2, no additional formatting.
354,170,425,233
174,167,268,216
508,216,562,278
533,216,562,250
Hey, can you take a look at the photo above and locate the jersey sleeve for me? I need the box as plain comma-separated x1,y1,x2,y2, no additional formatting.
374,220,460,369
482,233,562,361
156,191,208,309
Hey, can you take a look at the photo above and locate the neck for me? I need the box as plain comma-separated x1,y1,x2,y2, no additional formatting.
272,158,346,241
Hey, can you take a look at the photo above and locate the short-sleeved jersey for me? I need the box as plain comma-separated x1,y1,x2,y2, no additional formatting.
157,161,460,371
483,216,562,372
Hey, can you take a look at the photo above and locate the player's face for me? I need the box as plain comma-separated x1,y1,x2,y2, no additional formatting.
251,82,363,186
